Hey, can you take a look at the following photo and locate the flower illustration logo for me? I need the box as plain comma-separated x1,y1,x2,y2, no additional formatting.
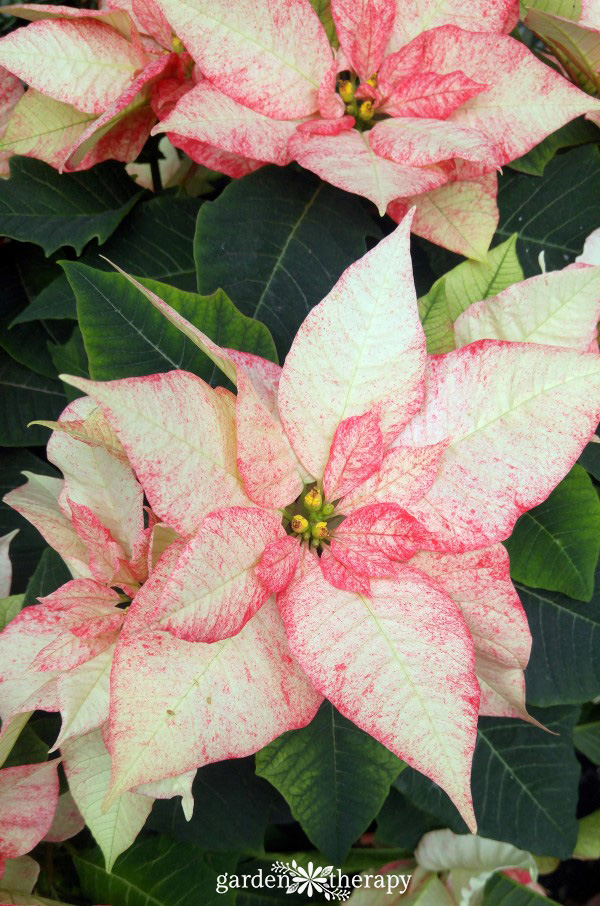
272,860,350,900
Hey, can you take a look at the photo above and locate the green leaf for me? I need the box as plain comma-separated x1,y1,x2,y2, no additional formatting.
495,145,600,276
573,808,600,859
49,326,89,402
22,547,71,609
0,244,60,378
395,706,580,858
574,719,600,763
520,567,600,704
3,723,48,768
64,263,277,382
483,874,561,906
0,352,66,445
505,466,600,602
0,593,23,630
0,450,56,591
509,119,598,176
195,166,380,357
523,0,581,17
308,0,337,45
256,702,404,863
74,839,238,906
418,234,523,354
578,438,600,481
375,788,440,850
12,194,203,324
0,158,143,255
149,757,282,854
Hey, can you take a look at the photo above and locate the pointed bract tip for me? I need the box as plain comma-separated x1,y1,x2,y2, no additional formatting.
59,373,93,394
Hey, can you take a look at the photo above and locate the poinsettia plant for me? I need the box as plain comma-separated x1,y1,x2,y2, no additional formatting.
0,0,599,901
2,210,599,878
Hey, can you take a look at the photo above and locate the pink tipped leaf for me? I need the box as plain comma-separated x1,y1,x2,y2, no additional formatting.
1,4,135,38
417,26,600,167
256,536,302,595
0,761,60,859
288,127,447,215
59,372,250,537
382,71,489,119
3,472,90,579
278,216,427,478
386,0,519,52
0,19,147,115
453,265,600,352
151,0,332,119
48,397,144,562
388,165,499,260
154,81,298,166
398,340,600,549
338,441,447,513
141,507,283,642
64,53,177,169
330,0,396,80
106,599,322,802
323,410,384,501
408,547,533,721
278,556,479,830
369,116,498,167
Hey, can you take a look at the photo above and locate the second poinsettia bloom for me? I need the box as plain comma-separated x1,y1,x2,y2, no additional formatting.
61,212,600,833
151,0,599,255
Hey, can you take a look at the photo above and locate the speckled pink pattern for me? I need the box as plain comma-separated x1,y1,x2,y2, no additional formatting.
278,556,479,830
0,761,60,860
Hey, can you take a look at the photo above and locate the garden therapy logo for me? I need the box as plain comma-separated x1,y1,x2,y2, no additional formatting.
215,861,412,897
272,860,350,899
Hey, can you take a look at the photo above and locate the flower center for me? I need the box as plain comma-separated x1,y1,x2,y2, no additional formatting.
336,71,384,129
283,484,338,549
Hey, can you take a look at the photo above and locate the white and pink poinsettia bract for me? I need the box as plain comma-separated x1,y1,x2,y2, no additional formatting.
53,213,600,832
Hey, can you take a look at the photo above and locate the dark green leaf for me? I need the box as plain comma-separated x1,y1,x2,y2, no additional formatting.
256,702,404,863
0,158,143,255
0,449,56,591
195,166,380,357
14,273,79,324
3,723,48,767
521,567,600,704
12,194,202,324
578,437,600,481
49,326,89,402
0,352,66,445
48,325,89,403
509,118,598,176
149,757,282,854
74,839,237,906
505,466,600,602
395,706,580,858
574,719,600,763
495,145,600,276
64,263,277,382
375,787,440,850
23,547,71,608
0,245,58,378
483,873,561,905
